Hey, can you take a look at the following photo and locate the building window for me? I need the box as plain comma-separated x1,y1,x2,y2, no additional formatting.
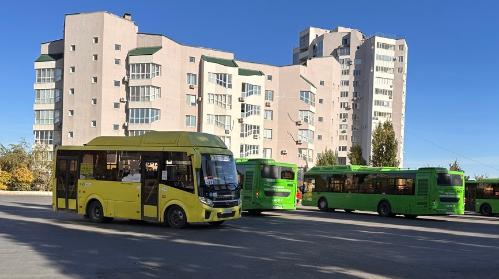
340,102,349,109
341,70,349,75
130,63,161,79
114,80,120,87
267,75,272,81
340,91,349,98
34,110,55,125
318,135,323,140
264,110,273,120
354,58,362,65
399,45,404,51
186,94,197,106
299,110,315,125
113,124,120,130
207,93,232,109
115,44,121,51
128,130,151,136
339,135,348,141
376,42,395,50
263,148,272,159
219,136,231,147
375,66,394,74
318,98,323,104
241,83,261,98
374,100,392,107
241,103,261,118
339,146,347,152
93,54,98,61
240,124,260,138
339,124,348,130
91,120,97,128
353,69,361,76
299,91,315,106
340,80,349,86
70,66,75,73
263,129,272,139
92,77,98,83
376,54,395,62
240,144,259,157
189,56,195,63
70,45,76,51
93,37,99,44
34,130,54,145
68,131,74,138
128,108,161,124
208,72,232,88
185,115,196,127
187,73,197,85
35,68,61,83
318,117,324,122
113,102,120,109
320,80,325,86
375,88,393,98
339,113,348,119
265,90,274,101
115,58,121,65
69,88,75,95
35,89,60,104
398,67,403,73
91,98,97,105
298,129,314,144
298,148,313,162
68,110,74,117
206,114,231,130
128,86,161,102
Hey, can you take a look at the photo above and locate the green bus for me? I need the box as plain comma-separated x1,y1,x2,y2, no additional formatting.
302,165,465,218
466,179,499,216
236,159,297,214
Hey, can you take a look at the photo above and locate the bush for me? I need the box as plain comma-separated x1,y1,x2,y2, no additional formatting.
10,166,34,191
0,170,10,190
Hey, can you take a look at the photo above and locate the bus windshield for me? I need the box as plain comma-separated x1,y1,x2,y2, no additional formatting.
201,154,237,186
437,173,463,186
261,165,295,180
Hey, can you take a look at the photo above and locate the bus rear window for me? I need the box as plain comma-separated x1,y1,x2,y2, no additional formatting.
437,173,463,186
261,165,295,180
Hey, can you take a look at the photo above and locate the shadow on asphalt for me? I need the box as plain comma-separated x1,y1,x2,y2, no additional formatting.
0,198,498,278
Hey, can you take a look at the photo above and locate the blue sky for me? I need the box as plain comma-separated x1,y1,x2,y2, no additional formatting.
0,0,498,177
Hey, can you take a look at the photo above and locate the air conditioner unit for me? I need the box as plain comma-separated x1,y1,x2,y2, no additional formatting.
225,129,230,135
123,76,129,83
253,134,259,139
389,96,392,99
295,140,303,145
119,97,126,103
342,119,347,122
123,122,128,127
352,97,358,101
341,130,346,133
281,150,288,155
265,101,271,107
238,118,244,123
238,97,245,102
189,84,195,89
197,96,203,102
295,120,302,126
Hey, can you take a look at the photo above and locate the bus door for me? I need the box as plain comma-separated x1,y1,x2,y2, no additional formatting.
415,173,432,211
56,157,79,211
465,183,476,211
243,170,256,206
142,158,160,220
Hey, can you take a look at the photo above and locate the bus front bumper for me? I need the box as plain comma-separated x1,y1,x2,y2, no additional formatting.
198,205,242,222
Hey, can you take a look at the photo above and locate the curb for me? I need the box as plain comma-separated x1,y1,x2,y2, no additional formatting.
0,191,52,196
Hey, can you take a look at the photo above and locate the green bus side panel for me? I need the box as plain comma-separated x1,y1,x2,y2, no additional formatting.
476,199,499,214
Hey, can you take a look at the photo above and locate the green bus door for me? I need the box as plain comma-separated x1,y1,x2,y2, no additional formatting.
142,158,160,220
56,157,78,211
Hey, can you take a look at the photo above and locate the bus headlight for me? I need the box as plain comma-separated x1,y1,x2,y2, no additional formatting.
199,197,214,207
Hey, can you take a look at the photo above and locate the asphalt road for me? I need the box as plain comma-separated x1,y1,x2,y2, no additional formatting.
0,195,498,279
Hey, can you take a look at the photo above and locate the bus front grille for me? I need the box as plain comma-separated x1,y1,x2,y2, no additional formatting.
264,191,290,197
440,197,460,203
213,200,239,208
217,211,235,218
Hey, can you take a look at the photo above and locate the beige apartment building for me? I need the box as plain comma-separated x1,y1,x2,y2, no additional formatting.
33,11,407,169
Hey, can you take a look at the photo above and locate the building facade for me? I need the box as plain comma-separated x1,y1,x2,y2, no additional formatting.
33,12,407,169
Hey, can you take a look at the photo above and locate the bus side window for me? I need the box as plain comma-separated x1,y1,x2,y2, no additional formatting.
80,153,95,179
494,183,499,198
163,152,194,193
119,152,141,182
236,166,245,189
304,176,315,192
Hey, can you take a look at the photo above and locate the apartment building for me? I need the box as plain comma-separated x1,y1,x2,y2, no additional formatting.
33,12,407,169
293,26,408,165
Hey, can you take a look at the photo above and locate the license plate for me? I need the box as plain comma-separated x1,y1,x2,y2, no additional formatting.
223,208,232,214
272,205,282,209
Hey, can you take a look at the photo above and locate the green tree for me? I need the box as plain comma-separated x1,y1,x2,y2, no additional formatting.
10,166,34,191
371,121,399,167
0,170,11,191
474,174,488,181
316,148,338,166
347,144,367,165
449,160,463,171
0,141,32,172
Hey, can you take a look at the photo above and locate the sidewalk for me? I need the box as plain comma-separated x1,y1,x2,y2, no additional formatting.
0,190,52,196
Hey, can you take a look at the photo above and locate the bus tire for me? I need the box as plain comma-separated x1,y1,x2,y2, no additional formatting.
404,214,418,219
209,221,225,226
318,198,328,211
87,200,105,223
377,201,393,217
480,203,493,216
344,209,354,213
166,205,188,229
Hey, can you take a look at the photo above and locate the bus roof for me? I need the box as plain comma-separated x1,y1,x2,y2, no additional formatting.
59,131,228,150
236,158,297,168
476,178,499,183
305,165,453,174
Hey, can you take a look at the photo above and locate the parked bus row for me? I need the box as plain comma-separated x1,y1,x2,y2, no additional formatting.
53,131,496,229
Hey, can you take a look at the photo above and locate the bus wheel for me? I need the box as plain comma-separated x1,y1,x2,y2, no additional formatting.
344,209,354,213
167,205,188,229
87,200,105,223
209,221,225,226
404,214,418,219
480,204,493,216
318,198,328,211
377,201,393,217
